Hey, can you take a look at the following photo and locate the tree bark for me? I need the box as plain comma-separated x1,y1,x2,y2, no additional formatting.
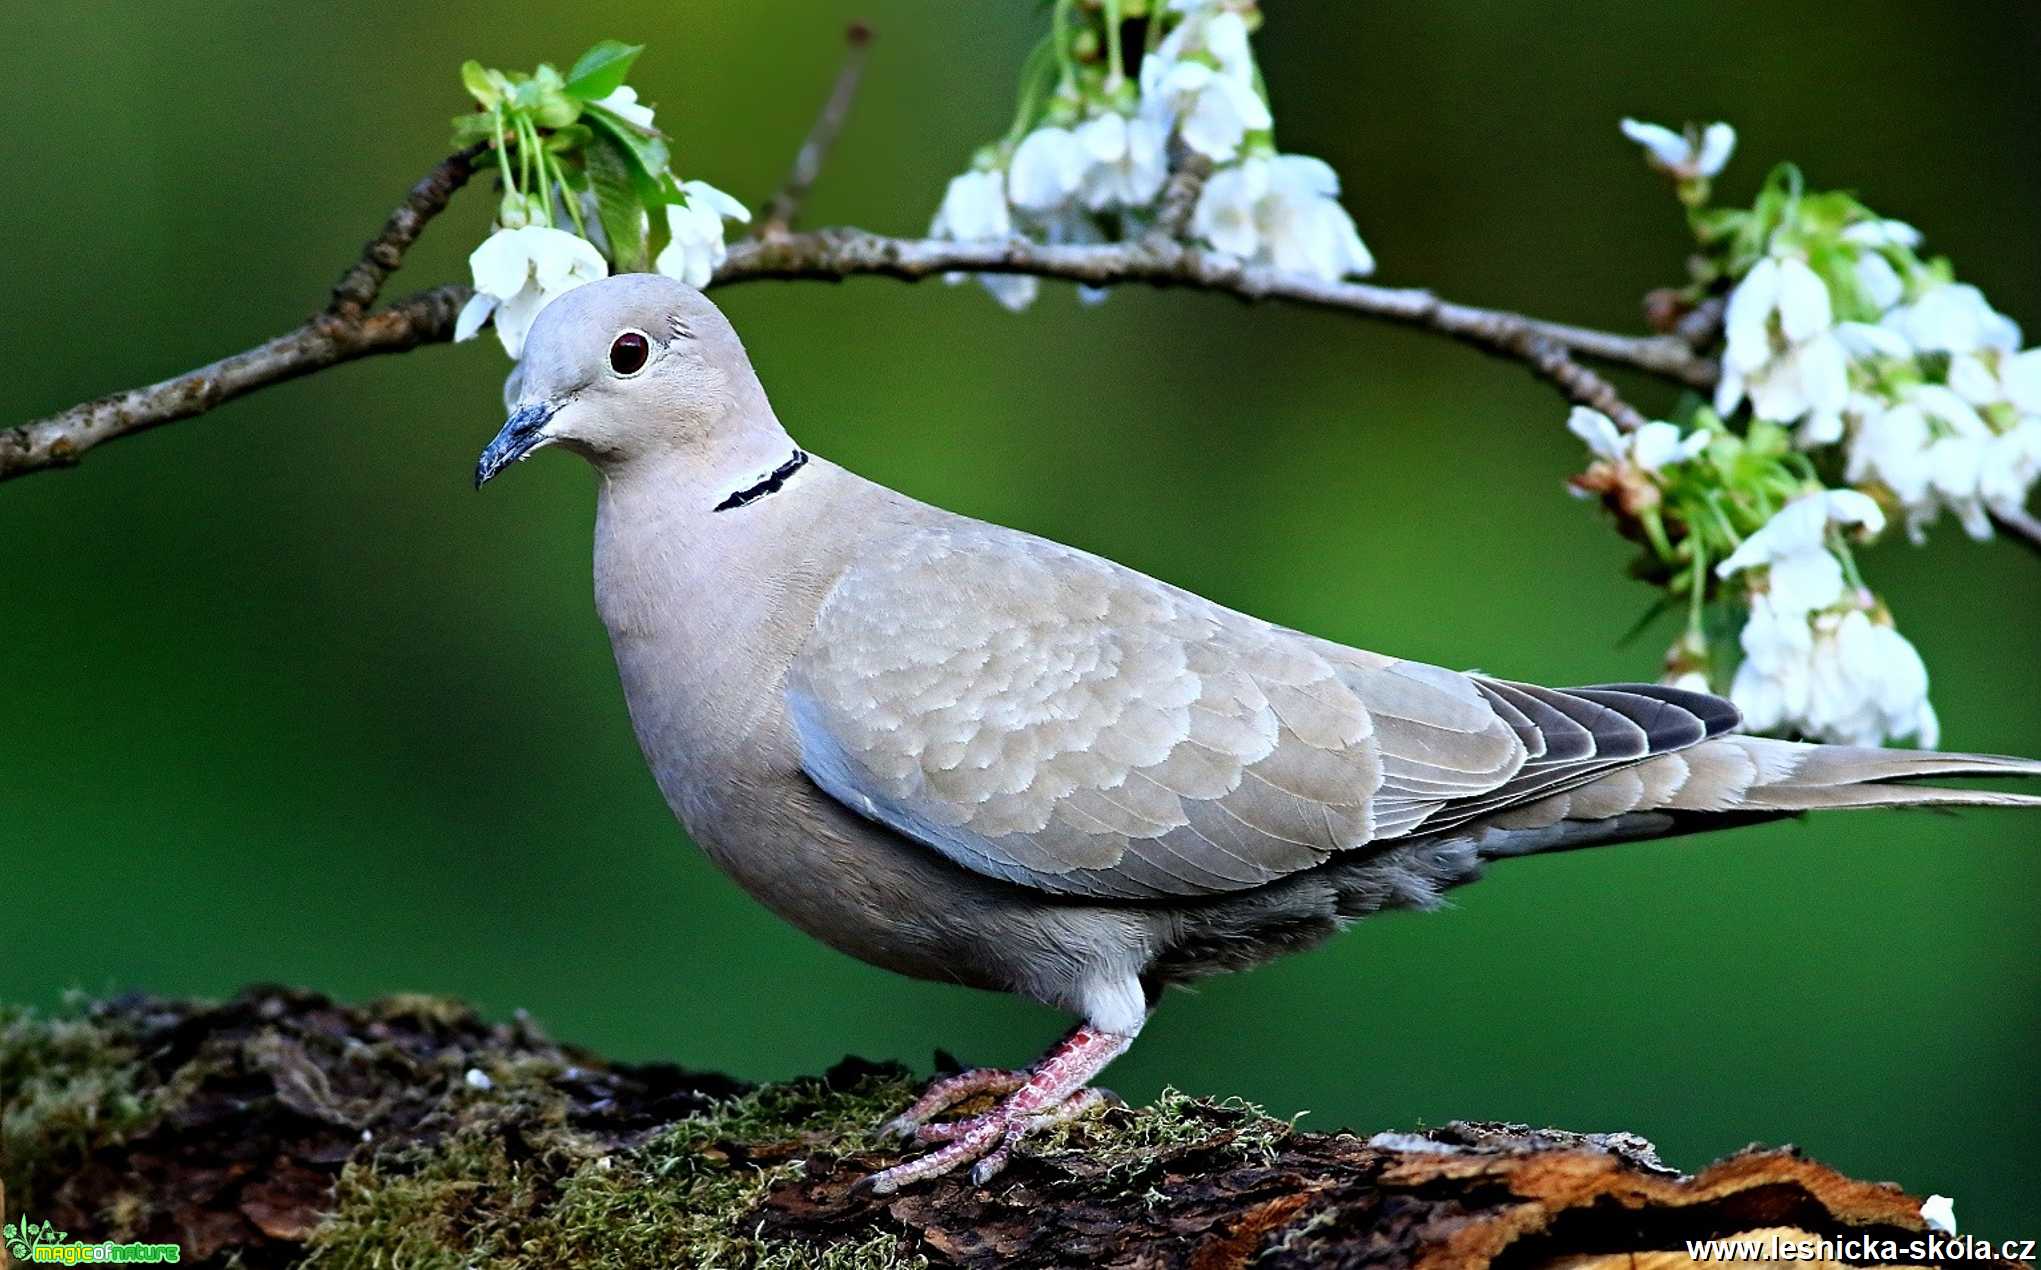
0,988,2001,1268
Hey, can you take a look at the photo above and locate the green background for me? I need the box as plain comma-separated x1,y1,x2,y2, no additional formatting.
5,0,2037,1234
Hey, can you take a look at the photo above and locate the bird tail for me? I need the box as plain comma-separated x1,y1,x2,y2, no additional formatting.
1470,735,2041,859
1665,735,2040,816
1708,738,2041,813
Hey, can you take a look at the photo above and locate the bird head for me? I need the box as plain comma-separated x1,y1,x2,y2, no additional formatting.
475,274,770,487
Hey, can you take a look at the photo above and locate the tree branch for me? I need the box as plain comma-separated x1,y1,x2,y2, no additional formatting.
0,288,466,480
713,229,1714,422
326,143,485,319
756,23,875,240
0,217,1717,484
1149,149,1212,243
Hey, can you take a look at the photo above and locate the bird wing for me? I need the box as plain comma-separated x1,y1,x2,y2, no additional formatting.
787,520,1556,899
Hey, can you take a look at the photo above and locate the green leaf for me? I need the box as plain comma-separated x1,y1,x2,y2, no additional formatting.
586,137,650,272
546,123,595,154
565,40,644,100
584,102,668,162
585,101,679,208
460,59,502,108
450,111,501,147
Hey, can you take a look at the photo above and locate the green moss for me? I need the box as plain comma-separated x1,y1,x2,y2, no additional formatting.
306,1067,928,1270
6,995,1292,1268
1033,1086,1297,1180
0,1000,153,1213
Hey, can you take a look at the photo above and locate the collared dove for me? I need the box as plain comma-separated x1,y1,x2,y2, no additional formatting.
476,274,2040,1194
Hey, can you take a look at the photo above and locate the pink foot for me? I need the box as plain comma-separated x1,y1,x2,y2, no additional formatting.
858,1025,1133,1195
878,1067,1025,1140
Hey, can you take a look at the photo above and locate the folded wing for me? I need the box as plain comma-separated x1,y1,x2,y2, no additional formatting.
790,522,1533,898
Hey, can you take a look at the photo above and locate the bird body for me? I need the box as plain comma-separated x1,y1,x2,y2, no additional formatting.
479,274,2039,1190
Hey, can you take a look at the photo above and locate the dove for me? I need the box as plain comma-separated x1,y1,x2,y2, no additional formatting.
475,273,2041,1194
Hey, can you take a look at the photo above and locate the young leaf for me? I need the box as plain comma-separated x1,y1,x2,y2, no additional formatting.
586,138,649,272
566,40,645,100
460,59,502,108
546,123,595,154
451,111,500,148
587,104,681,249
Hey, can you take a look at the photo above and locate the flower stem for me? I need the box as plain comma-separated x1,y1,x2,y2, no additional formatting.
1004,36,1059,146
516,117,534,206
1831,531,1868,593
1687,536,1710,637
1103,0,1126,91
548,150,588,238
524,118,556,227
493,106,520,201
1052,0,1077,81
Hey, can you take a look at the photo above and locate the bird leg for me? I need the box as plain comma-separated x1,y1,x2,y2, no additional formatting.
859,1024,1133,1194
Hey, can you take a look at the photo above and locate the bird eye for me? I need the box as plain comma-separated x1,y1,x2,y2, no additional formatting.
609,331,650,376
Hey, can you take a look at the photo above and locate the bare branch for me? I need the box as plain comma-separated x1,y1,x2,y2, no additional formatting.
0,224,1722,484
757,23,875,240
327,144,486,319
0,288,466,481
1149,149,1212,243
714,230,1716,415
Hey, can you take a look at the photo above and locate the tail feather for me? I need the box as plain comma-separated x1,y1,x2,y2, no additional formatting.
1475,734,2040,855
1738,783,2041,812
1733,741,2041,812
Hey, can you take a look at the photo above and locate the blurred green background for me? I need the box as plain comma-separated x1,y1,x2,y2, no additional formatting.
5,0,2037,1234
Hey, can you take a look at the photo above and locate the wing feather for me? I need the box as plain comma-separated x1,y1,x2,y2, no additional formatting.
789,522,1397,898
789,520,1748,901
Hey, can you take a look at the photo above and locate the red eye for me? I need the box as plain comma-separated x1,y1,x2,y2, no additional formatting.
609,331,649,375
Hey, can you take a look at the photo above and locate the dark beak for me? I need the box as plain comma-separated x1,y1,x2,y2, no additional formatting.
474,399,559,489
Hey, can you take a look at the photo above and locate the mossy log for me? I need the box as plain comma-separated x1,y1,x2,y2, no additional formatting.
0,988,1998,1268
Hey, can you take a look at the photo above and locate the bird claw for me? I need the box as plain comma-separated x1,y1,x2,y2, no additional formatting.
877,1066,1026,1141
858,1083,1115,1195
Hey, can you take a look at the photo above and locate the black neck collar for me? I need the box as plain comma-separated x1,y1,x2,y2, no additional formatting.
713,448,809,513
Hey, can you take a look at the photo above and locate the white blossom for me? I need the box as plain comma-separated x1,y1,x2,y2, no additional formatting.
1630,420,1712,471
1717,255,1850,437
1843,381,2033,541
1568,408,1625,461
1619,118,1736,180
1568,408,1708,472
1716,489,1885,588
1141,9,1271,162
1919,1195,1957,1236
1008,126,1087,211
1719,492,1935,748
1853,251,1904,312
593,85,656,130
1664,670,1712,694
1833,321,1912,363
931,169,1013,242
1076,112,1169,211
455,225,609,359
653,180,750,289
1840,218,1922,250
2005,348,2041,413
1881,281,2021,355
1729,598,1937,747
1192,154,1374,280
928,168,1037,311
